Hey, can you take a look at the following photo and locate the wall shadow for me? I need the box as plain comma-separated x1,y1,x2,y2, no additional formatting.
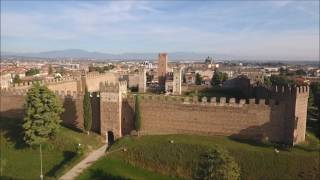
61,96,82,132
0,114,28,149
91,92,101,133
121,100,135,136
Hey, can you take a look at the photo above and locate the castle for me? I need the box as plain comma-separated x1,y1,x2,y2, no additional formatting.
0,62,309,146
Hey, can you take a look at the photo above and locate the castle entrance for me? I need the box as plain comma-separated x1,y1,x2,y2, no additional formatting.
107,131,115,145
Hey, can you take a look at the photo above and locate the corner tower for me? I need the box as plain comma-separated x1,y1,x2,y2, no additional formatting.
271,85,309,145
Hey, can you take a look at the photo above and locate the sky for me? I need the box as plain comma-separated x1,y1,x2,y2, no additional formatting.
1,0,319,60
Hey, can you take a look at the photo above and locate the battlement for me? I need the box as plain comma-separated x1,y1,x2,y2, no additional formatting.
127,94,278,108
271,85,309,95
100,81,127,93
0,88,83,98
85,71,117,79
10,76,80,89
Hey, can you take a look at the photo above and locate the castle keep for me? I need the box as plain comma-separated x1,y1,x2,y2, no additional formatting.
0,71,309,145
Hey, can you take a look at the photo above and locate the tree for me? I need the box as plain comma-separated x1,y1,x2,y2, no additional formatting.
196,73,203,85
83,87,92,134
269,75,292,86
211,71,228,87
23,83,64,145
264,76,272,86
25,68,40,76
134,95,141,131
221,72,228,82
12,74,22,84
48,65,53,75
194,147,240,180
295,69,306,76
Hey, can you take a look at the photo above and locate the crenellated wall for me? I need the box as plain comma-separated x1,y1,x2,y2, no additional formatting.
0,83,309,145
0,89,84,130
124,94,289,143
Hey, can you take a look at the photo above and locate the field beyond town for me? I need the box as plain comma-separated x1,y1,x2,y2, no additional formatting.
79,133,320,180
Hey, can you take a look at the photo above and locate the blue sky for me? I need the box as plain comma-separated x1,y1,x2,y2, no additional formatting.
1,0,319,60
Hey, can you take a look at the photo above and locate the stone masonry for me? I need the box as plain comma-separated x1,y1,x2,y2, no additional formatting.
0,72,309,145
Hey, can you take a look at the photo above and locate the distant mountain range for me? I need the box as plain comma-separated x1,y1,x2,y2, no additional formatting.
1,49,236,61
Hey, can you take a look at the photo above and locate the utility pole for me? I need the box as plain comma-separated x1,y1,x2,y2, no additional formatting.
40,144,43,180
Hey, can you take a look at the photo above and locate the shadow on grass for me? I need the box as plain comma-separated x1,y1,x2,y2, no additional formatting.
86,169,129,180
46,151,77,177
228,136,296,152
0,117,28,149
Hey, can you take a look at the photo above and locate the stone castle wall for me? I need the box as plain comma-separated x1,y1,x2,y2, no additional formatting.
0,81,309,145
0,89,85,130
125,94,289,143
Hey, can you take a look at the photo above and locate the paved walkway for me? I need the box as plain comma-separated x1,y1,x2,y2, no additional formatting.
59,144,107,180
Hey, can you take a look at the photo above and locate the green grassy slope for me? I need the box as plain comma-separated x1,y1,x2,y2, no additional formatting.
0,118,103,179
80,133,319,180
77,156,179,180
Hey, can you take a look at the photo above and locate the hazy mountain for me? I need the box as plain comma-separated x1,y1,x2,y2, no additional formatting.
1,49,234,61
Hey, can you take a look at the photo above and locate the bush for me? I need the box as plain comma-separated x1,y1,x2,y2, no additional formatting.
194,146,240,180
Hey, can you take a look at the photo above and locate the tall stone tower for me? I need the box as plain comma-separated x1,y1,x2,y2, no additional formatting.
99,81,127,143
158,53,168,88
292,86,309,144
271,85,309,145
173,67,182,95
138,66,146,93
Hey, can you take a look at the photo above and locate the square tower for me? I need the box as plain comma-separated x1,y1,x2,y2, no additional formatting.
158,53,168,88
100,81,124,144
173,67,182,95
138,67,146,93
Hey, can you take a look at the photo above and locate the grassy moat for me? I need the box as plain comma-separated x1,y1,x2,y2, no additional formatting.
79,133,320,180
1,117,319,180
0,118,103,179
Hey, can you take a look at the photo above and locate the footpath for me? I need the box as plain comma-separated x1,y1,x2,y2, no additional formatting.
59,144,107,180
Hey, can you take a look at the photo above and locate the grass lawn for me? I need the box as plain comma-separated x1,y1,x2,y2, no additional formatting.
77,156,179,180
79,132,319,180
0,118,103,179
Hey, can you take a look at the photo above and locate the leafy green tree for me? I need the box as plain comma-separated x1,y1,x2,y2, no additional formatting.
221,72,228,82
195,73,203,85
194,147,240,180
211,71,228,87
83,87,92,134
263,76,272,86
134,95,141,131
269,75,292,86
12,74,22,84
295,69,306,76
25,68,40,76
23,83,64,145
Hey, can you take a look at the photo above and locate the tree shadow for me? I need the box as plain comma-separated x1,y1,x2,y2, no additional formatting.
91,92,100,133
0,116,28,149
121,100,135,136
86,169,129,180
46,151,77,177
60,95,82,132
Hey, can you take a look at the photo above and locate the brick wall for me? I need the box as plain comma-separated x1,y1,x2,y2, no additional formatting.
125,95,288,143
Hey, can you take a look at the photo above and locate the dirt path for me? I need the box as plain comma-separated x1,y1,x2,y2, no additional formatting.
59,144,107,180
